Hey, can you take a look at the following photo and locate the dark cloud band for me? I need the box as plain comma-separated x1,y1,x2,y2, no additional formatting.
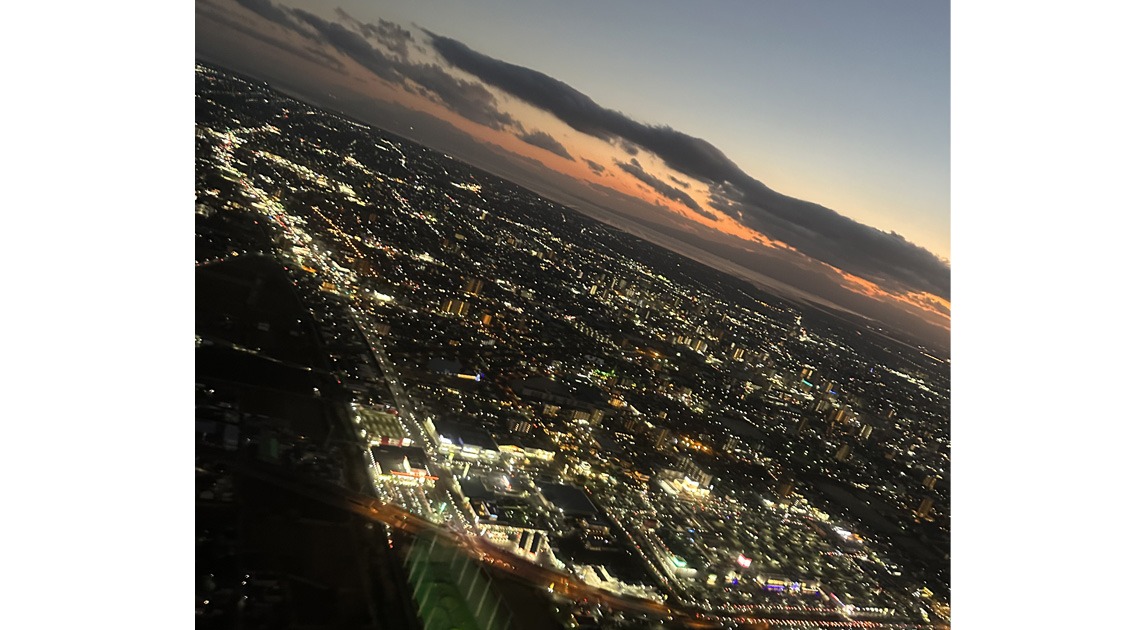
428,33,949,299
233,1,520,132
517,130,574,160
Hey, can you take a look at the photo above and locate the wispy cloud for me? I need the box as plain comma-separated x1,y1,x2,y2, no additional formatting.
583,158,606,175
230,1,521,132
614,158,716,221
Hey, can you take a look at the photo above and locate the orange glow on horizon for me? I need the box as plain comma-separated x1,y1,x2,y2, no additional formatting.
833,269,950,328
597,165,794,251
206,11,950,335
387,91,953,331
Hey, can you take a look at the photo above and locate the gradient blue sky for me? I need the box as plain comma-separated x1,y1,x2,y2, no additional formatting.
337,0,950,259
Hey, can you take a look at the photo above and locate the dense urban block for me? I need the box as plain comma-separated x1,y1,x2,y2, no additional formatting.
195,64,949,629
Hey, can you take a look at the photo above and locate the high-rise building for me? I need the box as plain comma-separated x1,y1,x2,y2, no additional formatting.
589,408,605,426
463,278,484,295
834,444,851,461
440,298,470,317
916,497,935,519
860,425,873,440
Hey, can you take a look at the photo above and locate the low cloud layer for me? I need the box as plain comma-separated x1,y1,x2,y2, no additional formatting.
232,1,520,132
614,158,716,221
236,0,292,26
428,33,949,299
517,130,574,160
338,8,418,60
202,1,345,71
583,158,606,174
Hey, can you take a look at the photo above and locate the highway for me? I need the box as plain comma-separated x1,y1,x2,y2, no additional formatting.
347,304,433,447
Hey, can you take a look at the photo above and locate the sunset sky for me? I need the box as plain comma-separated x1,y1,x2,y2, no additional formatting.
196,0,951,348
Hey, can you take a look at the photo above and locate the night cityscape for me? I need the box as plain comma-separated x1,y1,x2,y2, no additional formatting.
195,64,949,629
16,4,1145,630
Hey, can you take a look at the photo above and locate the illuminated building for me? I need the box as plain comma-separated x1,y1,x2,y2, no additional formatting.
510,529,548,558
439,298,471,316
675,455,713,487
916,497,935,519
463,278,484,295
656,469,711,501
835,444,851,461
589,408,604,425
511,377,606,418
671,335,709,355
367,445,436,485
357,406,412,447
567,408,593,425
658,553,698,579
623,416,645,434
537,482,608,536
497,430,558,464
435,419,502,462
